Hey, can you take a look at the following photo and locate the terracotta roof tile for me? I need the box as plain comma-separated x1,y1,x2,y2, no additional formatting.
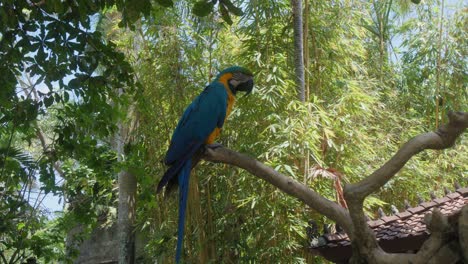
324,233,349,242
339,241,351,246
382,215,399,223
456,187,468,195
447,192,461,199
368,219,384,228
407,206,425,214
420,201,437,208
397,233,409,238
311,185,468,253
434,197,450,204
396,211,411,218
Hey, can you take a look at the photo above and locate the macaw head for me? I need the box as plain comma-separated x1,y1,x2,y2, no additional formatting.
215,66,254,95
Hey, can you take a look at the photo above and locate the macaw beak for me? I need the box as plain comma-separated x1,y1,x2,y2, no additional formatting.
236,79,254,95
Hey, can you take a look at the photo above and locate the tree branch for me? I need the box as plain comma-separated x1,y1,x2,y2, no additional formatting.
346,111,468,200
201,112,467,263
458,206,468,262
343,112,467,262
412,209,453,263
201,147,353,234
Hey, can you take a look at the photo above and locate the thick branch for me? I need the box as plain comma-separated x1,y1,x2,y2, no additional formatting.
343,112,467,262
199,112,466,263
459,206,468,262
201,147,352,234
413,209,452,262
427,241,461,264
346,111,468,199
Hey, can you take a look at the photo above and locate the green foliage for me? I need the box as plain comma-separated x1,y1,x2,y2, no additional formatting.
399,5,467,119
193,0,244,22
1,0,136,261
193,1,215,17
113,0,467,262
0,141,68,263
0,0,466,263
130,1,466,263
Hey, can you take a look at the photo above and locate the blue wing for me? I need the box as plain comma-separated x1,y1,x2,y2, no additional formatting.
164,83,228,165
157,83,227,192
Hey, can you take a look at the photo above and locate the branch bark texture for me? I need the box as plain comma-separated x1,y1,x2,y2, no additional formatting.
201,112,467,263
459,206,468,262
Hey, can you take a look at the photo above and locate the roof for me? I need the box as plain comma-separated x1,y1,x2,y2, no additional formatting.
310,186,468,263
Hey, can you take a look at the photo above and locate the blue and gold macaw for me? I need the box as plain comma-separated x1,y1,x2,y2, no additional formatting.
157,66,254,262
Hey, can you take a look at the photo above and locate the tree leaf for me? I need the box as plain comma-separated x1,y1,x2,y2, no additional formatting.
284,165,296,178
68,78,80,90
155,0,173,8
64,91,70,103
44,95,54,107
219,3,232,25
220,0,244,16
17,222,26,231
193,1,214,17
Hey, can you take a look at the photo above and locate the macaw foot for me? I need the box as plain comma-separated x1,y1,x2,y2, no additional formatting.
205,143,223,149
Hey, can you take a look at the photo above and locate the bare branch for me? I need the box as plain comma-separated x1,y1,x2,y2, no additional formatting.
343,112,467,262
427,241,461,264
413,209,452,262
459,206,468,262
199,113,467,263
346,111,468,200
201,147,352,234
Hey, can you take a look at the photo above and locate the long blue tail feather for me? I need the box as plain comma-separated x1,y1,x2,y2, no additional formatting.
157,142,202,193
176,159,192,263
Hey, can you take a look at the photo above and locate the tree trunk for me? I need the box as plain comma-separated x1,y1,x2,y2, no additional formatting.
435,0,445,129
291,0,305,102
115,93,137,264
303,0,310,101
117,170,137,264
